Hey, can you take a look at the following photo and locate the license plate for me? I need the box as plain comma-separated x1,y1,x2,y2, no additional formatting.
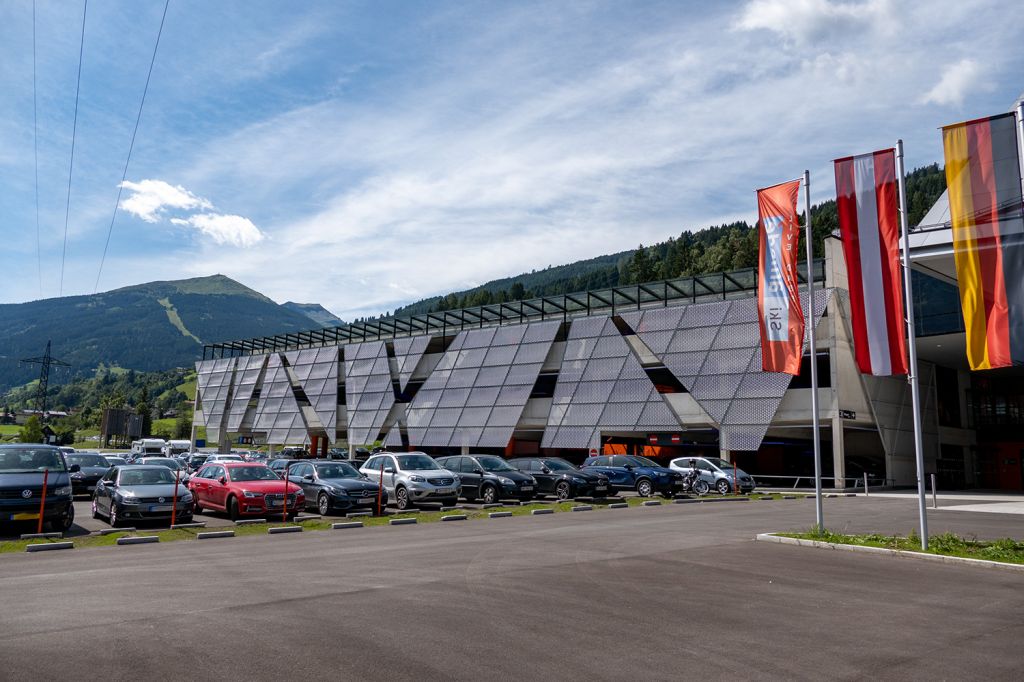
268,500,283,507
435,488,453,495
149,505,172,512
596,485,607,490
360,498,376,505
521,486,533,491
12,512,39,521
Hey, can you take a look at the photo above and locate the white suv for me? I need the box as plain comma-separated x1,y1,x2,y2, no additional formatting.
360,452,461,510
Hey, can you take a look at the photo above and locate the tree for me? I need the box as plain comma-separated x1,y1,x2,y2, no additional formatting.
135,387,152,438
174,408,192,439
19,416,44,444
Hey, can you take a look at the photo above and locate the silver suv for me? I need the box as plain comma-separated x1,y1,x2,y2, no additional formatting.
360,452,461,510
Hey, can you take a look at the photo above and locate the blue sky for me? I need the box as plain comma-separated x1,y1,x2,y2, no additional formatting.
1,0,1021,319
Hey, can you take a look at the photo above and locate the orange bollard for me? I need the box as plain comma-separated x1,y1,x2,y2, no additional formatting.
37,468,49,534
282,462,291,525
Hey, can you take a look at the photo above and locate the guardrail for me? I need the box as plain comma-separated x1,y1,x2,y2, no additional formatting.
752,474,892,492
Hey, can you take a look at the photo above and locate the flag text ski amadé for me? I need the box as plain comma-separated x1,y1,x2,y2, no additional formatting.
757,179,804,375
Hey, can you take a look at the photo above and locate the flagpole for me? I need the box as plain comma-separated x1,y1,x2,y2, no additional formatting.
895,139,928,550
803,169,823,529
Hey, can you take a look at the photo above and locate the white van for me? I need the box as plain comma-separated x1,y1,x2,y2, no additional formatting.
163,439,192,457
130,438,167,459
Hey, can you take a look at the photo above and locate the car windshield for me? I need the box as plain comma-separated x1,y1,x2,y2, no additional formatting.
119,468,175,485
314,462,360,479
543,458,576,472
396,454,438,471
104,457,126,466
228,466,279,482
626,456,660,468
143,458,181,470
0,448,67,473
476,456,516,472
67,454,109,467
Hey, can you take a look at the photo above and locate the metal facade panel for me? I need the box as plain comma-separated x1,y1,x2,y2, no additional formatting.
392,335,431,391
290,346,338,438
253,354,306,445
226,354,268,432
343,341,395,446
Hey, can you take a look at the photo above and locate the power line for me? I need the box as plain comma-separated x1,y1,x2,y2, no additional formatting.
33,0,42,298
94,0,171,293
58,0,87,297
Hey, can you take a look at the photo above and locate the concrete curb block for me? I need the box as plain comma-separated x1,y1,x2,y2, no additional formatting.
235,519,266,526
294,515,321,522
346,511,373,518
755,533,1024,573
442,514,468,521
574,496,594,503
672,498,699,504
390,518,417,526
197,531,235,540
20,532,62,540
608,503,630,509
99,527,135,535
267,526,302,534
702,497,751,503
171,522,206,529
26,541,74,553
845,493,858,497
642,500,662,507
482,503,502,509
758,497,776,501
488,511,512,518
571,505,593,512
331,522,364,530
782,496,797,500
440,507,458,512
117,536,159,545
531,508,555,515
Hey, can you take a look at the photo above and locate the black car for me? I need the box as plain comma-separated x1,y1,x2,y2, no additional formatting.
286,460,386,515
66,452,112,496
92,465,193,527
0,444,77,532
185,454,209,473
268,458,304,476
508,457,611,500
435,455,537,503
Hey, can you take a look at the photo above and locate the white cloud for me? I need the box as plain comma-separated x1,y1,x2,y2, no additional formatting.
921,58,989,106
734,0,893,44
174,213,265,248
119,179,212,223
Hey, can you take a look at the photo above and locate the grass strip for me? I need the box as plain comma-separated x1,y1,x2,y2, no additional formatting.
780,528,1024,566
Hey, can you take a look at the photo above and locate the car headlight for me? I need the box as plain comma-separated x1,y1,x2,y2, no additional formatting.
572,477,585,483
120,494,139,505
332,486,350,496
181,492,193,502
242,490,261,498
55,486,73,496
70,472,84,480
498,477,515,486
410,475,425,482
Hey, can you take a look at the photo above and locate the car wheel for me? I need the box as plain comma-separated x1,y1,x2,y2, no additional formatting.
109,504,120,528
395,486,409,510
636,479,653,497
193,499,203,514
227,496,240,521
91,499,100,519
716,479,732,495
60,504,75,532
555,481,571,500
317,493,331,516
481,485,498,504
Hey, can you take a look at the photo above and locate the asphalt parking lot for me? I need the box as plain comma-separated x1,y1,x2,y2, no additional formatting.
0,496,1021,680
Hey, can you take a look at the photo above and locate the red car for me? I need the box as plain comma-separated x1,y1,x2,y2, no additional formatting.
189,462,304,520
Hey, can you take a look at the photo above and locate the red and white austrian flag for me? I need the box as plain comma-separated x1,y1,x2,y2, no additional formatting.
834,149,908,376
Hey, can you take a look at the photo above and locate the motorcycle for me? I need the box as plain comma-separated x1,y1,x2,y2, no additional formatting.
680,468,710,495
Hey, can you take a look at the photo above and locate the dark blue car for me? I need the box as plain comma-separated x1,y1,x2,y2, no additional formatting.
0,444,77,532
580,455,684,498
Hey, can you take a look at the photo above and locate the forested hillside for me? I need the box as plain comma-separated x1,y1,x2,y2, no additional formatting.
397,164,946,314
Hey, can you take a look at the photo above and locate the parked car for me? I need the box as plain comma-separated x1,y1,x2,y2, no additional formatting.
103,455,127,467
91,465,193,527
188,462,304,520
185,454,209,472
137,457,191,483
360,452,460,510
286,460,386,515
280,446,310,459
435,455,537,503
268,458,304,477
205,454,245,464
65,452,113,496
580,455,684,498
508,457,611,500
668,456,755,495
0,444,76,532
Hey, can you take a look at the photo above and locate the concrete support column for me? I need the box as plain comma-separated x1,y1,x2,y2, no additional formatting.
719,448,732,463
348,444,356,461
310,435,319,457
832,414,846,489
267,443,276,458
190,424,198,450
460,444,470,455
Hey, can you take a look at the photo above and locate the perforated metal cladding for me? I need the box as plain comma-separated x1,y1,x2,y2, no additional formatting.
195,358,237,442
542,316,679,449
343,341,396,446
392,335,431,391
404,320,559,448
226,354,268,432
292,346,338,439
626,289,834,452
253,354,307,444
